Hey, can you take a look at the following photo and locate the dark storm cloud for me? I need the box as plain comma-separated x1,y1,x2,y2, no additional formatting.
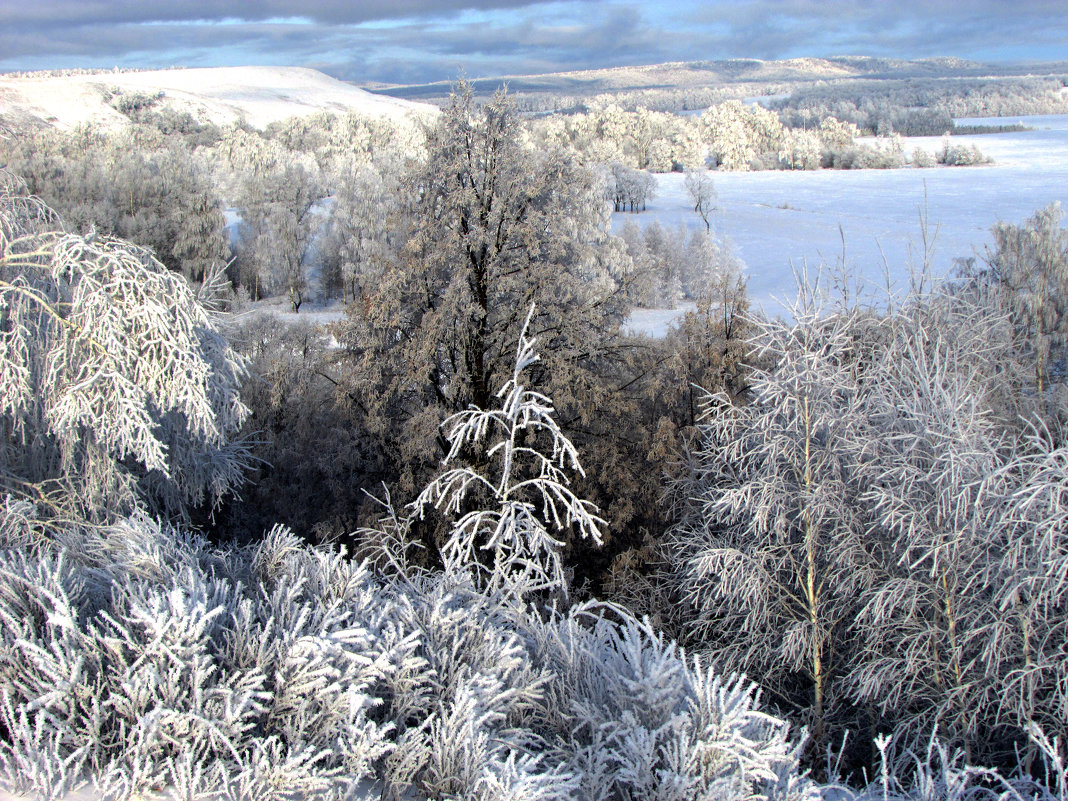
1,1,1064,83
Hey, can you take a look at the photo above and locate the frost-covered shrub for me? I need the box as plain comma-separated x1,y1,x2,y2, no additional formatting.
911,147,936,168
936,138,989,166
0,498,827,801
108,89,164,117
827,728,1068,801
0,514,413,801
528,606,816,801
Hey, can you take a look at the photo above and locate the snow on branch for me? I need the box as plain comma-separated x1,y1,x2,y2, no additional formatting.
414,305,605,598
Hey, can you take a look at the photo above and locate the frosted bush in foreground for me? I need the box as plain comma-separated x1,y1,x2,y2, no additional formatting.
0,502,827,801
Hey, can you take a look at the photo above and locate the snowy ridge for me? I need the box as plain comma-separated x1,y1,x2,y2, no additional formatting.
0,66,437,130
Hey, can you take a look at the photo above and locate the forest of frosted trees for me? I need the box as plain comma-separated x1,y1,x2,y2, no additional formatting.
1,80,1068,800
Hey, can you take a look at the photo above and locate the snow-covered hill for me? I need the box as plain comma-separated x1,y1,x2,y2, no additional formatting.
374,56,1068,103
0,66,437,130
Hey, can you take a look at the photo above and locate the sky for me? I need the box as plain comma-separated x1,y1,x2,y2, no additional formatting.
1,0,1065,85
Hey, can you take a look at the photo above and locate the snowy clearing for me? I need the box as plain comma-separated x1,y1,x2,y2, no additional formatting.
618,114,1068,319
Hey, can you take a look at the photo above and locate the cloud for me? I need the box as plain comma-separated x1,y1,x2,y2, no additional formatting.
1,0,1064,83
0,1,560,28
682,1,1068,61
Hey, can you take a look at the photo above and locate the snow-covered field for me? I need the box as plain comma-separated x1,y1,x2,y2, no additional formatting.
617,115,1068,319
0,66,436,130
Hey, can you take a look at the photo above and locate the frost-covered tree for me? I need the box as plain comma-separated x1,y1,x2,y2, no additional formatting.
663,240,751,423
619,220,686,307
817,116,860,149
844,291,1068,767
778,129,822,170
684,169,716,232
1,125,230,283
667,282,879,747
216,312,387,542
700,100,784,171
414,307,605,598
0,175,251,523
605,162,657,213
319,161,403,303
971,203,1068,400
236,162,325,309
845,302,1010,761
617,219,660,307
332,83,633,514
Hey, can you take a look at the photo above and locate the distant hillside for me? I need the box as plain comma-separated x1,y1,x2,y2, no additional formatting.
369,56,1068,108
0,66,437,131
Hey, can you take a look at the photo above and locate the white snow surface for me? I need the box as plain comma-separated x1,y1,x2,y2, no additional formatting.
624,302,697,338
618,115,1068,321
0,66,437,130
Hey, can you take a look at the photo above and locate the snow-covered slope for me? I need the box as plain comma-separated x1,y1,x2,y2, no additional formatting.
0,66,437,130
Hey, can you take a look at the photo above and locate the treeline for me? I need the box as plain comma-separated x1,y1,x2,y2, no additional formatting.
775,76,1068,135
527,99,992,172
528,99,865,171
2,78,1009,327
507,83,781,114
0,102,423,308
2,65,187,79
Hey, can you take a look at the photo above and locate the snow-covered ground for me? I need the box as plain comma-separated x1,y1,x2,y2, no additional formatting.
623,302,697,338
0,66,436,130
617,115,1068,319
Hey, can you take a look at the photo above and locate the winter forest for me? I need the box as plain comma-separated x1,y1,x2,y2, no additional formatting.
2,59,1068,801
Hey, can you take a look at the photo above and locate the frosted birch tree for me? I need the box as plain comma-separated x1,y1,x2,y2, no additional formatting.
414,307,605,598
845,291,1068,767
0,174,251,523
846,304,1007,761
668,281,879,747
684,170,716,232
